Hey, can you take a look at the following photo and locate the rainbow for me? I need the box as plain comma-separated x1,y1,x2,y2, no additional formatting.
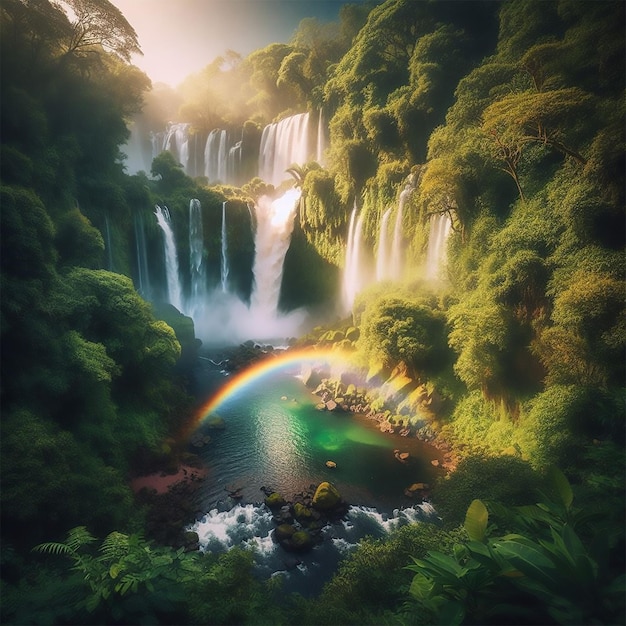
186,346,355,438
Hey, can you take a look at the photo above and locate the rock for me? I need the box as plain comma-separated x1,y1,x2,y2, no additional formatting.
316,403,327,411
274,524,296,541
407,482,429,492
394,450,410,462
325,460,337,469
431,459,440,467
293,502,314,522
190,433,212,448
182,531,200,551
264,492,286,509
287,530,314,552
325,399,338,411
312,481,341,511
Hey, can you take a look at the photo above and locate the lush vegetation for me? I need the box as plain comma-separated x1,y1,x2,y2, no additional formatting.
1,0,623,624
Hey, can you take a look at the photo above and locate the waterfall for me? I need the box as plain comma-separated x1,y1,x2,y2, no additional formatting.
250,188,301,322
375,207,392,281
103,213,114,271
316,109,326,166
161,123,192,173
220,201,229,292
426,213,452,280
134,212,152,300
204,129,242,184
154,205,183,311
259,113,310,186
189,198,205,304
390,187,411,280
342,203,364,313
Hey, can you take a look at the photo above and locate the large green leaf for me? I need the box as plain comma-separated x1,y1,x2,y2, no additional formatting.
492,540,558,591
465,499,489,542
547,466,573,510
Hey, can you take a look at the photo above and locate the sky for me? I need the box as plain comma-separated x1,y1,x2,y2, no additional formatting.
109,0,363,88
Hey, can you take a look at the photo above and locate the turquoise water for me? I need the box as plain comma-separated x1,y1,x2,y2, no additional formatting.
192,355,442,512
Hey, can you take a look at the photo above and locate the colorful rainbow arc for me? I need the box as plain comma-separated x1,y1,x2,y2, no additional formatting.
185,346,355,439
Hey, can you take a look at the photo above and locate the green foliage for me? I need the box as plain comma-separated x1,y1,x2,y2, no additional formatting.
432,454,542,528
297,523,459,625
358,293,451,380
407,474,625,625
55,207,105,269
517,385,588,471
22,527,201,624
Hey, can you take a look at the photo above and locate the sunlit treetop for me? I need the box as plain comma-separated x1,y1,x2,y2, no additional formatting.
3,0,141,63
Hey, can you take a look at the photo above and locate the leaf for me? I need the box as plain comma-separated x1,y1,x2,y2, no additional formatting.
438,600,465,625
464,499,488,542
547,466,573,510
492,540,558,590
409,573,434,601
32,542,73,556
109,563,122,579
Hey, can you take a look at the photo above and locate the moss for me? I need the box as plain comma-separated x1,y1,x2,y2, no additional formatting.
312,481,341,510
264,492,286,509
293,502,313,521
290,530,313,549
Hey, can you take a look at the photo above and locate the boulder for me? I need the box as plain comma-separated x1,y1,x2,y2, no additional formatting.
293,502,314,522
288,530,314,552
264,492,286,509
274,524,296,541
312,481,341,511
325,399,338,411
325,460,337,469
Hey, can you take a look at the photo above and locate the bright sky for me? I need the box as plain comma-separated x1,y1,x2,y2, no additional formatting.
109,0,360,88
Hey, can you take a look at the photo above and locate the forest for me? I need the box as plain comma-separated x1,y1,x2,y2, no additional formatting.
1,0,624,624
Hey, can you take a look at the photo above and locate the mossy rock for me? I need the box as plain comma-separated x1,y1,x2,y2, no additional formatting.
312,481,341,511
345,326,360,342
264,492,286,509
274,524,296,541
293,502,313,521
290,530,313,550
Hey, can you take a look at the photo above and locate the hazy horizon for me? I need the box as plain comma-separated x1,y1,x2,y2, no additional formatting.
110,0,372,88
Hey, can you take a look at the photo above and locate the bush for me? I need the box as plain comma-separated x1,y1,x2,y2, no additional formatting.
432,454,542,527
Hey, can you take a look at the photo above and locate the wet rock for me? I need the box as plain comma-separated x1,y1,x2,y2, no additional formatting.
264,492,286,509
312,481,341,511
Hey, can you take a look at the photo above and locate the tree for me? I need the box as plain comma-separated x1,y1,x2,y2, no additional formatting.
59,0,141,63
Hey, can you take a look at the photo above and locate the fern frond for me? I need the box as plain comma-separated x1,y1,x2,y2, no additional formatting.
32,542,74,556
66,526,97,551
99,531,130,561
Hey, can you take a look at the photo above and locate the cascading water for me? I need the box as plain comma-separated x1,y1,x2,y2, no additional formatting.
161,123,192,173
103,213,114,271
154,205,183,311
259,113,310,186
220,201,229,292
375,207,392,281
342,204,364,313
250,188,301,328
134,212,152,300
389,187,411,280
426,212,452,280
189,199,205,306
